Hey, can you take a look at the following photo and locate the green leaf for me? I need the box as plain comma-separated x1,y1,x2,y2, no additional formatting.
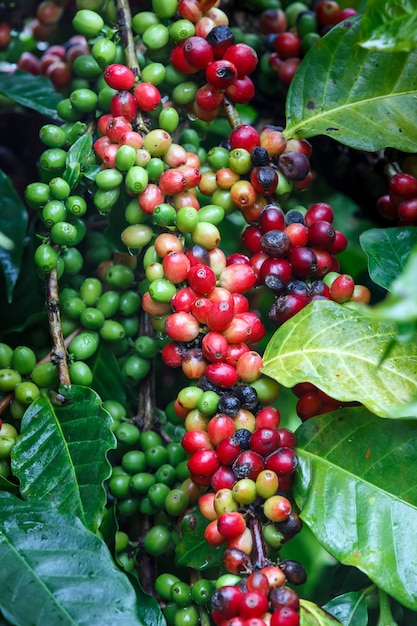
293,407,417,610
90,344,127,405
0,492,146,625
0,70,61,119
367,244,417,324
360,227,417,290
0,475,19,494
63,133,93,189
300,600,343,625
176,508,225,570
323,591,369,626
359,0,417,52
262,300,417,418
0,170,28,303
11,386,116,532
284,15,417,152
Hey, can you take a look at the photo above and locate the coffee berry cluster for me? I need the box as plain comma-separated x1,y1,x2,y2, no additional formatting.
0,1,375,624
376,170,417,225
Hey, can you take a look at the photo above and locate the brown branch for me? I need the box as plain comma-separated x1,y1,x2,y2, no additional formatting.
45,268,71,386
0,393,12,416
133,312,156,432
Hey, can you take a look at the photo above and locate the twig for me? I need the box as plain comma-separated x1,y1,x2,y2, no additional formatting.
250,516,270,570
133,312,155,432
45,268,71,386
116,0,149,133
223,95,242,129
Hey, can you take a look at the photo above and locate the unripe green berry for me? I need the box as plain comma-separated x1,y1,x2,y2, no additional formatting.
69,332,99,360
34,244,58,273
69,361,93,386
70,88,98,113
104,264,135,290
11,346,37,376
0,368,21,392
31,362,59,388
39,124,67,148
14,381,40,405
132,11,160,35
50,221,78,246
144,525,172,556
92,37,117,67
0,343,13,368
72,9,104,38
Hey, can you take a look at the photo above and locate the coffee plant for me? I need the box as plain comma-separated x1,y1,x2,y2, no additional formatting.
0,0,416,624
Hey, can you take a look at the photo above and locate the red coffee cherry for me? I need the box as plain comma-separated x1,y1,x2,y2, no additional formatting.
104,63,135,90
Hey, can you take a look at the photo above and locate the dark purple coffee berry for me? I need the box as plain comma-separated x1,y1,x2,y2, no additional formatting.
285,280,310,297
260,230,291,258
234,384,259,410
218,393,241,417
278,151,311,181
269,586,300,611
251,146,270,166
232,428,253,450
206,25,235,58
285,209,305,226
280,560,307,585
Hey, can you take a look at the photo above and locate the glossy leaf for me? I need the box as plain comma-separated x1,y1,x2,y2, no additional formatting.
367,244,417,323
0,492,145,625
11,385,116,532
360,227,417,290
359,0,417,52
0,70,61,119
176,508,225,570
90,344,127,405
262,300,417,418
64,133,93,189
0,170,28,302
284,16,417,152
294,407,417,610
300,600,342,625
323,591,369,626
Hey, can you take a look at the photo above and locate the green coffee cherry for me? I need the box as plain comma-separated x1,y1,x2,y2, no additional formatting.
25,182,51,209
121,224,153,251
144,525,172,556
165,488,189,516
0,369,21,392
39,124,67,148
61,296,86,319
80,277,102,306
0,343,13,368
42,200,67,228
99,319,126,342
61,247,84,275
69,361,93,386
91,37,117,67
125,166,149,194
134,336,158,359
96,168,124,190
104,264,135,290
73,54,102,79
69,332,99,360
142,62,166,86
122,355,151,383
40,148,67,173
50,221,78,246
31,362,59,388
93,187,120,214
159,107,179,133
97,291,120,318
132,11,160,35
70,88,98,113
72,9,104,38
108,473,131,499
11,346,37,375
14,381,40,405
49,177,71,200
114,422,141,447
169,19,195,42
142,24,170,50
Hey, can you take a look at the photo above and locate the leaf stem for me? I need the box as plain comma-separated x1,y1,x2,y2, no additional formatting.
377,589,398,626
46,268,71,386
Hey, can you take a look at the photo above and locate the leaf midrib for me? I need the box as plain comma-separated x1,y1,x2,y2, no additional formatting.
297,447,417,509
285,88,417,138
0,533,78,625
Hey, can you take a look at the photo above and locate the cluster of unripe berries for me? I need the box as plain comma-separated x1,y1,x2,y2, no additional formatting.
377,170,417,225
261,0,358,88
108,421,194,556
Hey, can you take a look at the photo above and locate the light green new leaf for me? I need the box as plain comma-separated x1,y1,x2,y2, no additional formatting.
0,492,146,626
284,15,417,152
294,407,417,610
300,600,342,625
359,0,417,52
262,300,417,418
360,227,417,290
11,385,116,532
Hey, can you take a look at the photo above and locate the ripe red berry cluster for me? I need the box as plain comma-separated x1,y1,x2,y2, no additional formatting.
239,200,371,325
171,20,258,120
292,382,358,422
376,171,417,224
212,568,304,626
262,1,358,88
